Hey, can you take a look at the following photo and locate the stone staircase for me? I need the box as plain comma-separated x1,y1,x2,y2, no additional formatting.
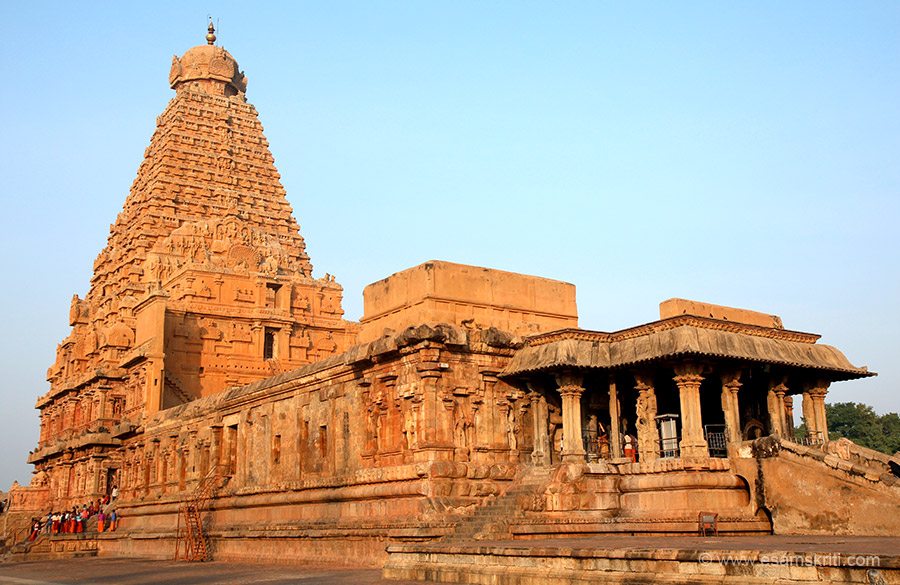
165,370,195,405
448,467,553,542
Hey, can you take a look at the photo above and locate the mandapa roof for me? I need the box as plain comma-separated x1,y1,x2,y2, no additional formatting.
501,316,874,381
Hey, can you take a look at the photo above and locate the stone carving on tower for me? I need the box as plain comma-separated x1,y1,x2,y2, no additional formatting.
30,27,357,507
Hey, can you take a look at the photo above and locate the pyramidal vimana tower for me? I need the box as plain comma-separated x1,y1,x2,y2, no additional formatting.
32,26,357,498
14,27,895,571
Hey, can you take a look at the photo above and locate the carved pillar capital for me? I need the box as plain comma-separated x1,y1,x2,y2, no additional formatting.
673,373,704,389
633,370,654,391
557,384,584,399
674,362,704,379
555,372,583,389
807,387,829,400
720,370,742,391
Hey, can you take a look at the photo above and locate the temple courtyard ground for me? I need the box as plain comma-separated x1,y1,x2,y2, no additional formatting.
2,535,899,584
0,557,439,585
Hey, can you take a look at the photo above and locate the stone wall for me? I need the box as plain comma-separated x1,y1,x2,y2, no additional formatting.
105,323,528,564
731,437,900,536
358,261,578,343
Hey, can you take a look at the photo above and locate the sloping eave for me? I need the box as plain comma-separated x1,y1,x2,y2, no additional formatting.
501,324,874,381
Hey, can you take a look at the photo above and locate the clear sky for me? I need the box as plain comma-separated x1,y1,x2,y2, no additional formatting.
1,2,898,489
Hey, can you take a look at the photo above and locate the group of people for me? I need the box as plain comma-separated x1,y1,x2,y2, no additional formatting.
28,494,119,541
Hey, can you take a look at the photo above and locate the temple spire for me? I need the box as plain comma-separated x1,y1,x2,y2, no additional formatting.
206,21,216,45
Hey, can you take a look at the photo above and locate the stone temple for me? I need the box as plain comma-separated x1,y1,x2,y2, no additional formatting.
6,29,900,573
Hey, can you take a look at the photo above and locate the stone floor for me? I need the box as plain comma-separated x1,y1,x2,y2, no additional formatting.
0,558,441,585
2,536,898,584
410,534,900,558
384,534,900,584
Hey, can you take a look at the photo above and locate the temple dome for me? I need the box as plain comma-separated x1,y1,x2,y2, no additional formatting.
169,34,247,96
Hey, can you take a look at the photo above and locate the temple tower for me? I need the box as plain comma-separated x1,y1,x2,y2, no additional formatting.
31,27,356,506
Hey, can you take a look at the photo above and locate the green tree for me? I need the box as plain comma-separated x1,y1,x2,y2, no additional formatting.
826,402,900,455
879,412,900,454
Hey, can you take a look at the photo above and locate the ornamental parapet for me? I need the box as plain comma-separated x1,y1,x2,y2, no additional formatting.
27,431,121,464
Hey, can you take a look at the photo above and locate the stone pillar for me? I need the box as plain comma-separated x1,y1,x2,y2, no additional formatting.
556,373,585,462
673,364,706,458
801,387,817,437
608,377,623,459
633,372,659,463
810,383,830,442
720,371,742,443
767,377,788,437
527,384,550,466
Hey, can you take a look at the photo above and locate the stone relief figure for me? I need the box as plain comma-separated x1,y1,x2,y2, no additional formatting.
316,332,337,356
635,387,659,457
319,293,338,313
294,294,310,311
261,253,279,276
199,318,223,341
453,400,474,450
401,405,417,450
373,407,385,452
69,295,89,324
548,403,563,459
364,403,379,452
506,404,520,451
229,322,252,343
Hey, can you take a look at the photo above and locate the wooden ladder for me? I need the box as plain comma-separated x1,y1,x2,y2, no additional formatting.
174,463,230,561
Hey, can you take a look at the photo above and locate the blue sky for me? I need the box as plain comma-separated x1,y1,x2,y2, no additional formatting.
1,2,898,489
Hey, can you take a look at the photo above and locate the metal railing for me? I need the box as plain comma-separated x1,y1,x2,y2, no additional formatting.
704,425,728,458
658,435,680,459
582,430,612,462
786,430,824,447
578,424,739,462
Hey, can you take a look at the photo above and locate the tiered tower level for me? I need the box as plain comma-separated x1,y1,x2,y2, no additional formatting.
31,31,356,502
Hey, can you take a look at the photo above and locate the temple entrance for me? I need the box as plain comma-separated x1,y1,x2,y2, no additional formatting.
106,468,118,495
737,370,770,439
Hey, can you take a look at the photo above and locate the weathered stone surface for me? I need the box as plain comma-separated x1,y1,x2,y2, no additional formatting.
28,31,359,513
358,261,577,343
7,28,896,573
732,436,900,537
384,535,900,584
660,298,784,329
501,317,873,378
